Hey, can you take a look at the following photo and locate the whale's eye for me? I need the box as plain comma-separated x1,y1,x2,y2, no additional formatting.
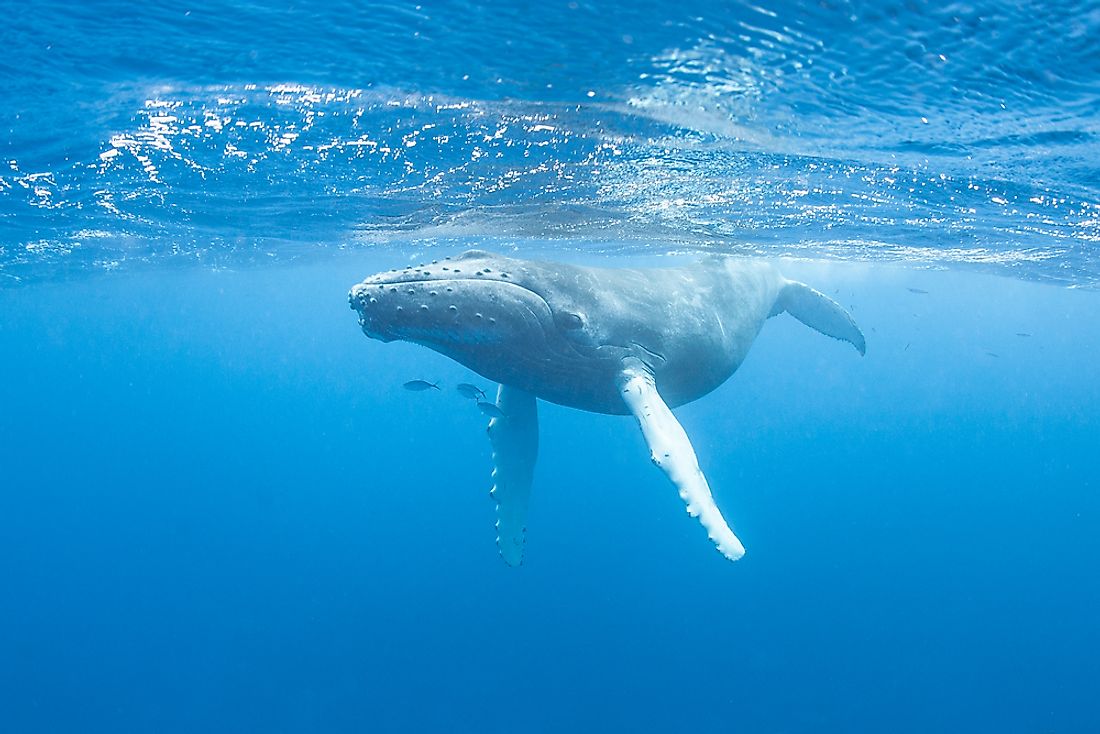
556,311,584,330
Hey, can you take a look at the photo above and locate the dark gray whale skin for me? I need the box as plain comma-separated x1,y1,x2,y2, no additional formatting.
349,250,863,415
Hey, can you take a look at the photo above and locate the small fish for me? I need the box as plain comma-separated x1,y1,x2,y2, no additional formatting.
1016,332,1031,338
907,287,929,294
403,379,440,391
477,401,507,419
985,351,1000,358
456,383,487,401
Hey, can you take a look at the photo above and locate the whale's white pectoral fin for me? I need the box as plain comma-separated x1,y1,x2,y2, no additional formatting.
618,364,745,561
775,280,866,356
487,384,539,567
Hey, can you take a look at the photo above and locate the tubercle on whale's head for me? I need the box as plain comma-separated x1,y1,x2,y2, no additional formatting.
352,250,515,290
347,250,599,380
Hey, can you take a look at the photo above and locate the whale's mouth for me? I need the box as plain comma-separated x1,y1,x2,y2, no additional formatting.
348,273,554,348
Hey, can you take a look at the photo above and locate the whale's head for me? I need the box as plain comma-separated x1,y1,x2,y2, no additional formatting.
349,250,618,393
347,248,633,398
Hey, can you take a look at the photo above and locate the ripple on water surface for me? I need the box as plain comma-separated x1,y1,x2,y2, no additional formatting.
1,0,1098,285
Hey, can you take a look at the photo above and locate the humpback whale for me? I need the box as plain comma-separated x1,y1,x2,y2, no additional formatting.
349,250,864,565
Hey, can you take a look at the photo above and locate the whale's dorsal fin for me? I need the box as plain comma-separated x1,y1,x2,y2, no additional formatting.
773,280,866,355
618,362,746,561
487,385,539,566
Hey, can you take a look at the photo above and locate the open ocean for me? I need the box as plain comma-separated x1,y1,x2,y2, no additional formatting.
2,1,1099,732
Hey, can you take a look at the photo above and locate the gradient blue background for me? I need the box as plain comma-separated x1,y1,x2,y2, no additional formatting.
2,255,1098,732
2,0,1100,731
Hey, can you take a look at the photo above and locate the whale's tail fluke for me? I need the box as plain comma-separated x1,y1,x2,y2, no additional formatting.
773,280,866,355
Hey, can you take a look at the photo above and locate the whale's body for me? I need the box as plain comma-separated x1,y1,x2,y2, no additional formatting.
350,250,864,564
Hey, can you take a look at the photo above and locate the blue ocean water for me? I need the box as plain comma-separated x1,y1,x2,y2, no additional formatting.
1,2,1099,732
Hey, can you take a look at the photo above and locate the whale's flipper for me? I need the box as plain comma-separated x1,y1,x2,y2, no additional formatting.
618,364,746,561
774,280,866,356
487,385,539,567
